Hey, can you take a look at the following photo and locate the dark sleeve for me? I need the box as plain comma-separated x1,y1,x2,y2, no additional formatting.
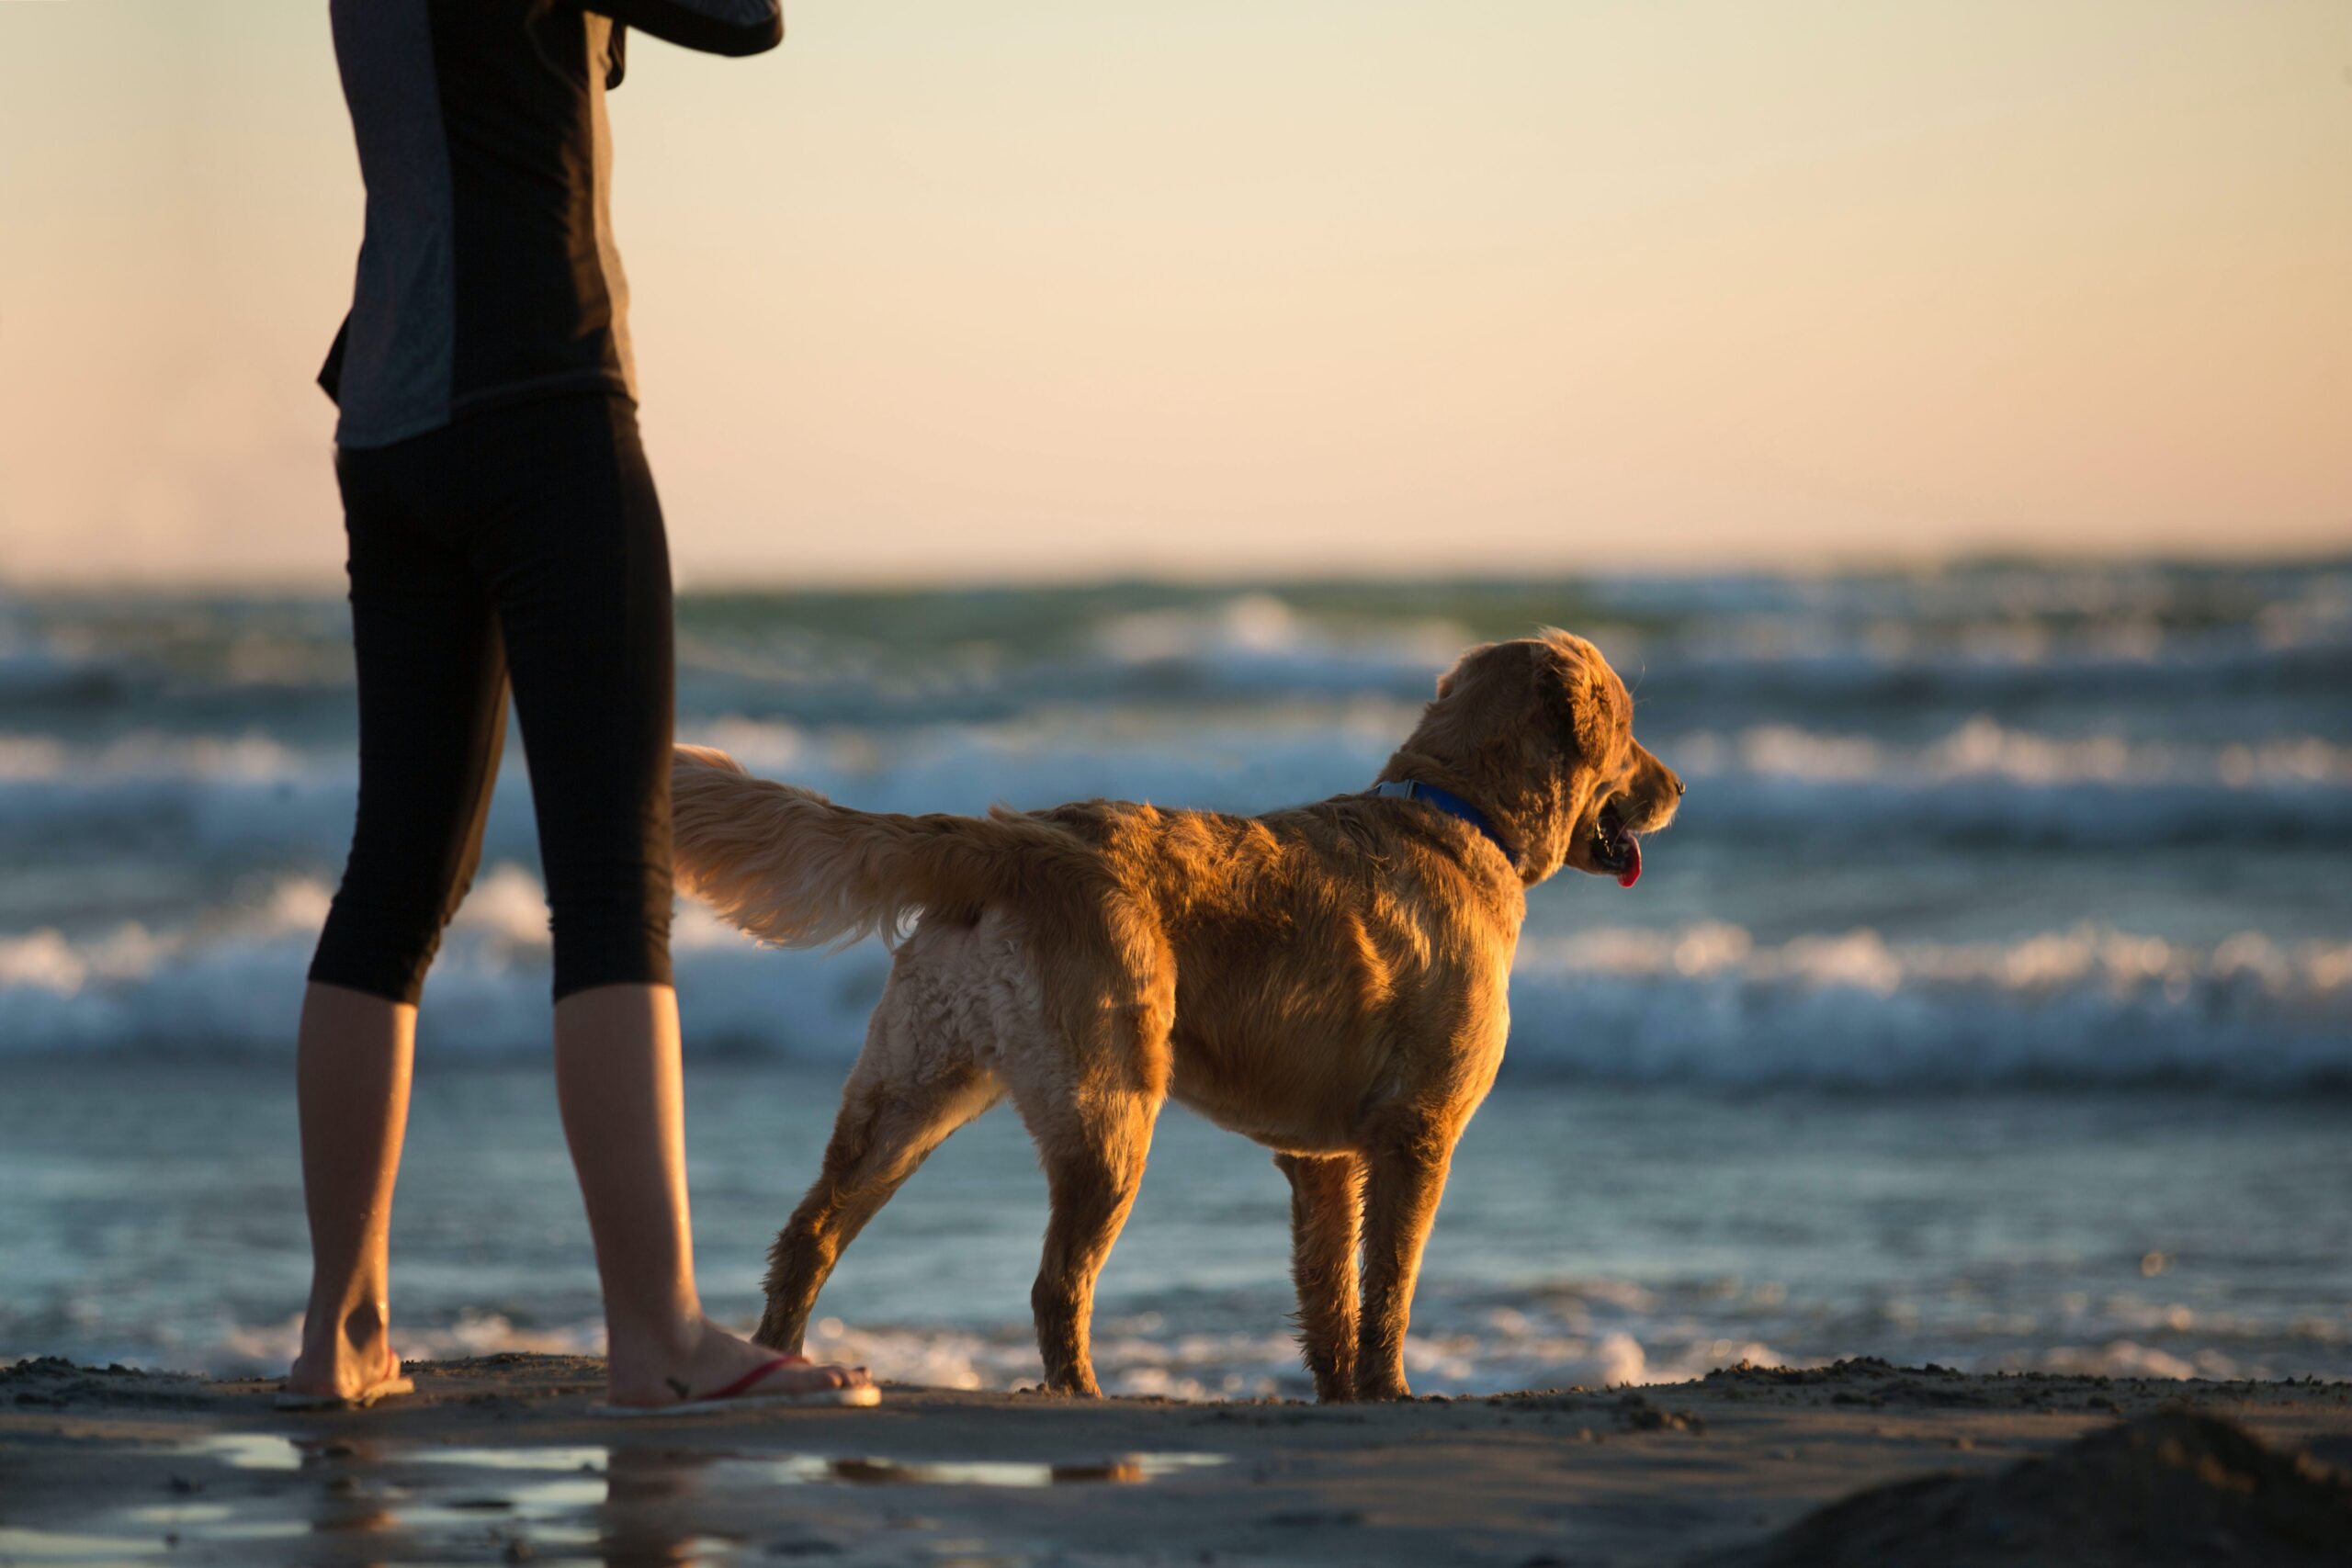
576,0,781,57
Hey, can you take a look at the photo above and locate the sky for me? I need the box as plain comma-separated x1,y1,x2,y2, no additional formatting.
0,0,2346,588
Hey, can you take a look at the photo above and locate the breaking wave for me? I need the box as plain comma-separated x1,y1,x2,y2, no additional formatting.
71,1277,2340,1395
2,716,2347,877
5,868,2346,1090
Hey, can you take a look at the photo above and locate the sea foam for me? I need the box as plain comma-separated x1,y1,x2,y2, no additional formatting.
5,867,2345,1089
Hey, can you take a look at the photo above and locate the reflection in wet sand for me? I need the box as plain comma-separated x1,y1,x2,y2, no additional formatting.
595,1446,733,1566
88,1433,1226,1565
166,1431,306,1471
0,1526,167,1562
298,1434,400,1544
817,1452,1226,1487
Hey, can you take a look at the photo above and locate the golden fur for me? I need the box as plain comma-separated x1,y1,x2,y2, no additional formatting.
671,630,1682,1401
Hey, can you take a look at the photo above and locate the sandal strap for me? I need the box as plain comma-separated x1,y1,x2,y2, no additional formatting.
701,1355,809,1404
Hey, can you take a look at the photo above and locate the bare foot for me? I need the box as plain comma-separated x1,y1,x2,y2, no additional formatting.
605,1314,872,1408
286,1313,405,1402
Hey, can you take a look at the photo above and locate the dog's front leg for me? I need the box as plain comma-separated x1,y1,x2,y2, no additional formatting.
1353,1117,1454,1401
1274,1152,1364,1402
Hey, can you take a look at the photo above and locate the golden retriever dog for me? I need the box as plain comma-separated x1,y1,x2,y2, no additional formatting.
670,630,1681,1402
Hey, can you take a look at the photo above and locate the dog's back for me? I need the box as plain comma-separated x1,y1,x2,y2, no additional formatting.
674,759,1521,1154
1077,798,1522,1155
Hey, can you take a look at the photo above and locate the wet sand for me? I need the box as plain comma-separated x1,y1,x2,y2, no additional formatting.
3,1355,2348,1566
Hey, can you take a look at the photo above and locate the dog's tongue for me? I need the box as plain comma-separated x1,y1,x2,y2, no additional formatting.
1614,831,1642,888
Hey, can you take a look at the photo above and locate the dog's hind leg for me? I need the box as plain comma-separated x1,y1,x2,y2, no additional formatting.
755,1038,1001,1353
1353,1111,1456,1401
1274,1152,1364,1403
1009,1060,1162,1398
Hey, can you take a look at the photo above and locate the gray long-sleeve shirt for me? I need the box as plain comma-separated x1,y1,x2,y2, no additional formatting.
321,0,782,448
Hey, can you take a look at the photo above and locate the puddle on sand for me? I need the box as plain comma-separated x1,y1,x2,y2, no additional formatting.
0,1527,167,1563
414,1443,1227,1488
168,1431,305,1471
412,1444,609,1473
793,1452,1229,1487
301,1463,606,1551
117,1503,234,1526
107,1438,607,1561
76,1436,1225,1565
108,1504,311,1544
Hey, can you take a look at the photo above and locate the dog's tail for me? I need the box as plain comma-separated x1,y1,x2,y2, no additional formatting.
671,745,1087,949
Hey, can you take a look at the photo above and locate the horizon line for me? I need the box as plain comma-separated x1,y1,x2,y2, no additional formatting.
2,546,2346,600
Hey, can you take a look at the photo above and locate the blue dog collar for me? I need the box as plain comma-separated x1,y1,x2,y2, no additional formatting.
1371,780,1516,863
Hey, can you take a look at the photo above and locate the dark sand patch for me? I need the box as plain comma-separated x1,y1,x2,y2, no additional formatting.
1716,1408,2352,1567
2,1355,212,1410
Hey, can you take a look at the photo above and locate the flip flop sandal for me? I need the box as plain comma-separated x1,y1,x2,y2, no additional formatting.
589,1355,880,1417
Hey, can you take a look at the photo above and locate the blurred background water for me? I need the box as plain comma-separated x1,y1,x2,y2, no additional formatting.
4,562,2348,1394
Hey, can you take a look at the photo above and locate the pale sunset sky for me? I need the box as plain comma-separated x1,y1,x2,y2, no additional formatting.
1,1,2346,587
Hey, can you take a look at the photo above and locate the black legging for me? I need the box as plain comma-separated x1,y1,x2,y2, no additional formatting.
310,391,674,1004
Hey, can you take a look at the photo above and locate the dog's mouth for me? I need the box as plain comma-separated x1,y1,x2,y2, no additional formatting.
1590,802,1643,888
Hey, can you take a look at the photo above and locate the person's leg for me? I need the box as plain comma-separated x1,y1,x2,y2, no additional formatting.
287,984,415,1399
291,435,510,1400
552,984,861,1401
480,395,867,1404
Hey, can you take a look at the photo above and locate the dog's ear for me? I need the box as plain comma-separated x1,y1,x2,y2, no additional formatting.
1535,629,1623,768
1433,641,1498,700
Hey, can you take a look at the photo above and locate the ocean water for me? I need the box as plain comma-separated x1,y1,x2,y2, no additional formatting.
2,564,2348,1395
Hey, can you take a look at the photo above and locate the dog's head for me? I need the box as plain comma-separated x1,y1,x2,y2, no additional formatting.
1387,629,1681,888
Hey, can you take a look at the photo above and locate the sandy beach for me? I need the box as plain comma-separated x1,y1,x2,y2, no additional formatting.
4,1355,2347,1566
